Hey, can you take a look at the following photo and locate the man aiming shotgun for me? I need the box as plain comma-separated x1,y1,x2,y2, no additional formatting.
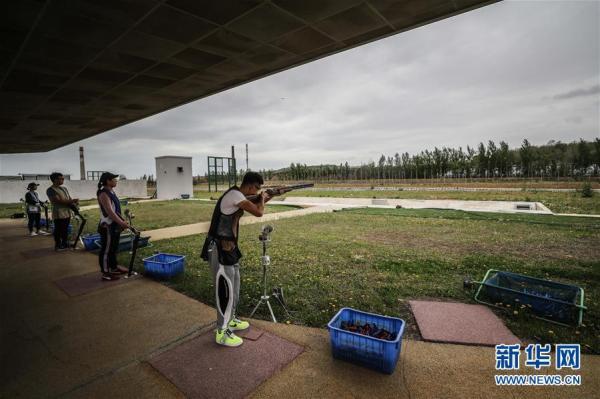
201,175,314,347
201,172,276,347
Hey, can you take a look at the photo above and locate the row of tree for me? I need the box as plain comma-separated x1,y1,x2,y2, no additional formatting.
257,138,600,181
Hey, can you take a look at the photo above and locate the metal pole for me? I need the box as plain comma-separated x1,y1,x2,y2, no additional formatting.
207,157,211,192
231,145,236,186
246,143,249,172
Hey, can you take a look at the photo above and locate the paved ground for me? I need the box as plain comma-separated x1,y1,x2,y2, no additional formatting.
1,218,598,398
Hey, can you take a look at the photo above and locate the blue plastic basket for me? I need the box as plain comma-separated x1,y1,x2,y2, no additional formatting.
327,308,405,374
93,234,151,253
143,253,185,278
81,233,101,250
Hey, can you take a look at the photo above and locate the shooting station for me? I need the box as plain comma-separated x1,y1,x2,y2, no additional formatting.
207,146,237,192
1,1,597,397
155,156,193,200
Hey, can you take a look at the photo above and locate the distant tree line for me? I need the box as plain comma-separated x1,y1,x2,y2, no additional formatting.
259,138,600,182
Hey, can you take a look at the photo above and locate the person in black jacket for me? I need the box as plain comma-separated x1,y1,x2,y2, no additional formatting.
200,172,273,347
96,172,130,281
25,182,49,236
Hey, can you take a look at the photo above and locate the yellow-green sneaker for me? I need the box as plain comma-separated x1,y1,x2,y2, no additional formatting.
215,329,243,347
228,318,250,331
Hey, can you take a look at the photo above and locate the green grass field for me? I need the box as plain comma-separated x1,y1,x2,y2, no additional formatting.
119,207,600,354
78,200,300,234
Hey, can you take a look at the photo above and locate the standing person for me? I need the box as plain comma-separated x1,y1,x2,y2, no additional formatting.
46,173,78,251
24,182,49,236
201,172,273,347
96,172,130,281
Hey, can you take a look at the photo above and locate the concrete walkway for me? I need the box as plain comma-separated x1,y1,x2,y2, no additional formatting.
145,204,347,241
1,219,598,398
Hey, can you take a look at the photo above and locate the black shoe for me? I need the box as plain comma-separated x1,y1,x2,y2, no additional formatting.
109,268,126,275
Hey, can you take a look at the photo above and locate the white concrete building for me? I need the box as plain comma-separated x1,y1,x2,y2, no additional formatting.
155,156,193,200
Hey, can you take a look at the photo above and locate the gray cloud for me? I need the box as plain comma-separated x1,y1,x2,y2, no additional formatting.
554,84,600,100
1,0,598,178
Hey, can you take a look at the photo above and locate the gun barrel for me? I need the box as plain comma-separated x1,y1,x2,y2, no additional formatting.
282,183,314,191
246,183,314,202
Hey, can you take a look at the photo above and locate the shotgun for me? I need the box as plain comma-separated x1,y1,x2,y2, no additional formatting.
70,204,87,249
124,209,140,278
246,183,314,202
42,201,50,232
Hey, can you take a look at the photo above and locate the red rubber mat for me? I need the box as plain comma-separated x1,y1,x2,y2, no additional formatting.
409,300,521,346
54,272,136,296
237,326,264,341
148,328,303,399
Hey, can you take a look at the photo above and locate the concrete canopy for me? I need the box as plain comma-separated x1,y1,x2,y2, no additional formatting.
0,0,496,153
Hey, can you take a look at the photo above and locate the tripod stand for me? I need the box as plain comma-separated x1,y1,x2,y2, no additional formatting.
249,225,290,323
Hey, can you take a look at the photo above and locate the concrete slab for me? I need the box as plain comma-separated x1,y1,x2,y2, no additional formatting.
148,328,303,399
20,246,62,259
249,320,600,399
409,300,521,346
2,234,33,242
279,196,553,214
54,272,139,296
64,362,185,399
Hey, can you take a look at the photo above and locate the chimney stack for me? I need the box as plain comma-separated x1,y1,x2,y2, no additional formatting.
79,146,86,180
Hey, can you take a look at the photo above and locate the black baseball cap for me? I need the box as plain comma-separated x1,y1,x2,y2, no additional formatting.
99,172,119,185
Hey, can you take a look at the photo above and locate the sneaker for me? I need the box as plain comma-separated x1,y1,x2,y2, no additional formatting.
37,230,50,235
215,329,243,347
29,231,37,236
102,273,120,281
228,318,250,331
55,245,68,252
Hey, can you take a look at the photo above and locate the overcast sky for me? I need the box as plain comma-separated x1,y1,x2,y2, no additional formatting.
1,0,598,178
